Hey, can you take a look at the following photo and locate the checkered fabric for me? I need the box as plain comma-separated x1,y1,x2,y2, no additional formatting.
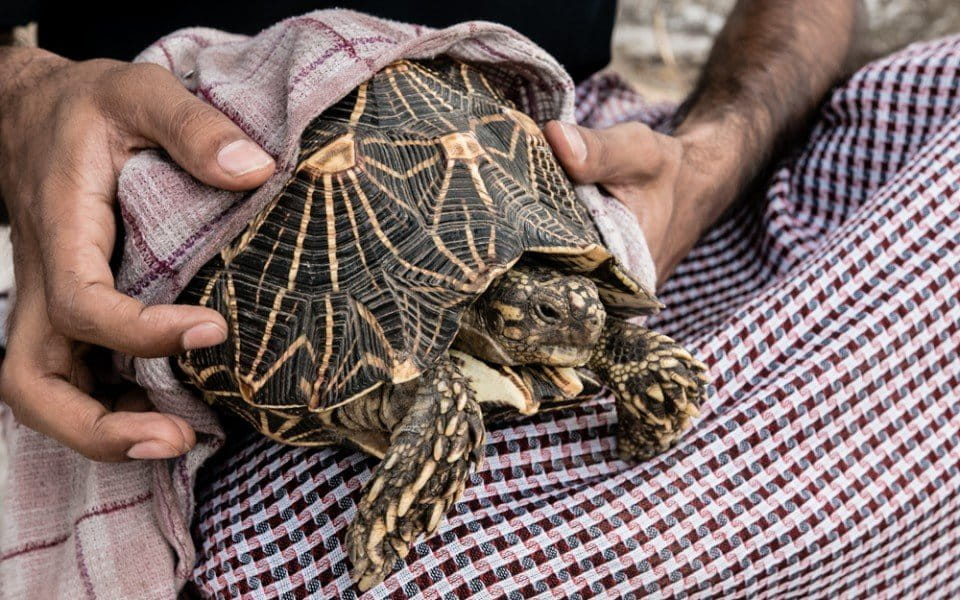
189,37,960,599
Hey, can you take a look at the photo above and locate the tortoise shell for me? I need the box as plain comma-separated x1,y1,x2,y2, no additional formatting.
177,58,656,442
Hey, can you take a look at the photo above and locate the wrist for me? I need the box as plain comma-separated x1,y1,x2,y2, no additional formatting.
672,113,763,236
0,46,67,101
0,48,68,217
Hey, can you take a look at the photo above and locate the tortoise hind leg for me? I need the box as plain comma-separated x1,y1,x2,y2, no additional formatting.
346,355,485,591
588,318,710,461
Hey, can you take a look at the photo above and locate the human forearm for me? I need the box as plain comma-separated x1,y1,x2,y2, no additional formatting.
672,0,861,233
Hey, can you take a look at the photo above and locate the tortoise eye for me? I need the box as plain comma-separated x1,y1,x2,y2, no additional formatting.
536,303,561,323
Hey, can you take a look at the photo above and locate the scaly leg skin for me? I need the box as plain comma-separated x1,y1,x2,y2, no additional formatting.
346,355,485,591
588,318,710,461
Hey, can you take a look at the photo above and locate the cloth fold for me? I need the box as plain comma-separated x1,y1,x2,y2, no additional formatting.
0,10,654,598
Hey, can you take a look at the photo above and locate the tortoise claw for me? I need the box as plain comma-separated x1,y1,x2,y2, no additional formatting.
346,356,484,591
589,319,710,461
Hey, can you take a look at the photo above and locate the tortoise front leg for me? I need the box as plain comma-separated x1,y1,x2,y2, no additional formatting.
346,355,485,591
588,318,709,461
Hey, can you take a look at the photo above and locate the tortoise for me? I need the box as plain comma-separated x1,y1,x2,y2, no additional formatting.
176,57,709,590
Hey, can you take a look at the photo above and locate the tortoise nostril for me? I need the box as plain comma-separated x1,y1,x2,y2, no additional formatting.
536,303,561,322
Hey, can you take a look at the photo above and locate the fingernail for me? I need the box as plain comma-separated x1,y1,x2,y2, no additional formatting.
127,439,183,460
217,140,274,176
181,322,227,350
558,122,587,164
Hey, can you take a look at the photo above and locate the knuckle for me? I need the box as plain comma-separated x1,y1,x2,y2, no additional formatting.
94,62,177,127
136,305,173,333
591,131,614,176
46,291,72,331
47,281,96,338
49,95,103,146
661,136,684,172
129,62,175,81
0,359,47,433
84,57,127,75
0,361,27,413
56,60,123,109
116,299,154,338
647,132,679,173
84,437,114,463
53,89,96,117
73,408,114,462
167,98,230,151
99,61,171,94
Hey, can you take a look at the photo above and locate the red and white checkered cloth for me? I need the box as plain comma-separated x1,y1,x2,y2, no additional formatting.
188,37,960,598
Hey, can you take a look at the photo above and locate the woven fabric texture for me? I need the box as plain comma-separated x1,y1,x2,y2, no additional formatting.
188,37,960,599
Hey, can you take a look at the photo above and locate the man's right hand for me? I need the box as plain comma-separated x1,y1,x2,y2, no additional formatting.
0,48,276,462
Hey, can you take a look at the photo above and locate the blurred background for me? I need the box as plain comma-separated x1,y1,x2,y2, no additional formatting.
612,0,960,101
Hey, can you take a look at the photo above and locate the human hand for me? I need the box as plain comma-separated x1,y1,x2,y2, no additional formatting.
544,120,744,287
0,48,276,462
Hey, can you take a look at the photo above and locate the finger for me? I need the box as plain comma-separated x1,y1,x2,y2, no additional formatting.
20,378,194,461
1,288,196,462
112,387,197,450
543,120,670,184
105,63,275,191
44,247,227,357
50,278,227,357
36,180,227,356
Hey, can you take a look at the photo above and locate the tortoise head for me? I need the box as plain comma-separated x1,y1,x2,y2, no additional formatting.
456,264,606,367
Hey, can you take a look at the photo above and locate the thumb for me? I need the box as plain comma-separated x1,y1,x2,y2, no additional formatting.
543,120,666,185
123,65,276,191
